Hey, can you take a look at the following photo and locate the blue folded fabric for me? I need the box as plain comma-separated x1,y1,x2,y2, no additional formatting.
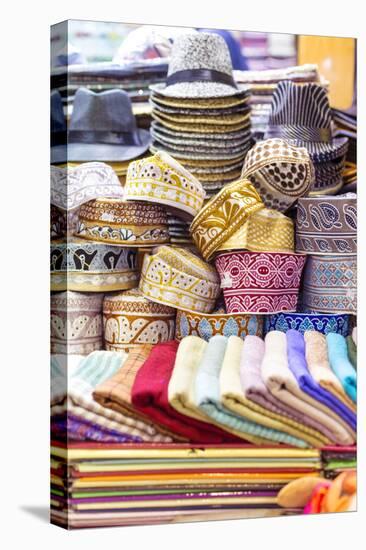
194,334,309,447
327,333,357,403
286,330,356,429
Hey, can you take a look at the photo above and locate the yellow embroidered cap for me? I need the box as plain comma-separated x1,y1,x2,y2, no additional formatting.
217,207,295,254
125,151,206,220
139,246,220,313
190,179,264,261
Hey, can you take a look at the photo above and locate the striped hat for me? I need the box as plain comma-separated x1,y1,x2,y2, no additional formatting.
265,81,348,163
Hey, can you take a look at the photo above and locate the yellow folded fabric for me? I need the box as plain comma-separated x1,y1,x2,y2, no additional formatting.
51,445,320,461
304,331,356,412
167,336,268,443
220,336,326,447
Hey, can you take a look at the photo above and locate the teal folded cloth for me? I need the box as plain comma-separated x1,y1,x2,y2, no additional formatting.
194,334,309,446
327,333,357,402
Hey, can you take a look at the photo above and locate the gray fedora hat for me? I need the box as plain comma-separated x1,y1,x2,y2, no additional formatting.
67,88,151,161
51,90,67,164
150,33,242,99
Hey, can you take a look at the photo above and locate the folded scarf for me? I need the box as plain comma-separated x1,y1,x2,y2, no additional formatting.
327,333,357,403
239,336,330,447
51,413,141,443
219,336,309,448
51,351,173,443
131,341,236,443
304,331,356,412
240,336,333,447
287,330,356,433
346,335,357,369
352,327,357,346
195,335,289,445
261,332,354,445
93,345,167,433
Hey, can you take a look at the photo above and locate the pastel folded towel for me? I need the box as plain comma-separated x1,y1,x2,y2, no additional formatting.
304,331,356,412
51,351,172,443
219,336,310,448
239,336,331,447
167,336,240,442
195,335,303,445
352,327,357,346
261,332,354,445
327,333,357,403
287,330,356,432
131,341,237,443
346,336,357,370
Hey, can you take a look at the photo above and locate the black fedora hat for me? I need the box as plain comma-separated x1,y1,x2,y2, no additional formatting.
265,81,348,163
51,90,67,164
67,88,151,162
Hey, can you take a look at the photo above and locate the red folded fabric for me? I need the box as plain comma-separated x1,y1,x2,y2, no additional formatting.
131,341,241,443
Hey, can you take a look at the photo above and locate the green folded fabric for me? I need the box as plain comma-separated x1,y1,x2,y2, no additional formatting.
346,335,357,369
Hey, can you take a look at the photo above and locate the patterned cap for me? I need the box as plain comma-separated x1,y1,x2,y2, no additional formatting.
241,138,314,212
125,151,205,220
103,288,176,352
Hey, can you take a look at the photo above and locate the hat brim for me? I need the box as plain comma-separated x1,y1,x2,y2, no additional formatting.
65,129,151,162
150,99,250,117
150,82,246,99
150,141,248,161
151,121,251,142
51,145,68,164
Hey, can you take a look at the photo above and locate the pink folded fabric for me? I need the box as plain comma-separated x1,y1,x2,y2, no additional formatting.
239,335,332,446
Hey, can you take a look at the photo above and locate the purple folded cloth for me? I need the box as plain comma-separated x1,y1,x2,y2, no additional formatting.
52,414,142,443
239,335,335,441
286,330,356,430
67,491,278,504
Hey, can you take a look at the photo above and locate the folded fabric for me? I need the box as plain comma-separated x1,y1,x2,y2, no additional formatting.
92,345,179,439
327,333,357,403
195,335,291,444
304,331,356,412
346,335,357,369
352,327,357,346
219,336,309,447
167,336,241,442
131,341,236,443
51,351,173,443
286,330,356,432
240,337,333,447
239,336,330,447
261,332,354,445
51,413,141,443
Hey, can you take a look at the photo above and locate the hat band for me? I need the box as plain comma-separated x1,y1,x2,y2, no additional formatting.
166,69,237,88
266,125,331,143
51,130,67,146
68,130,141,146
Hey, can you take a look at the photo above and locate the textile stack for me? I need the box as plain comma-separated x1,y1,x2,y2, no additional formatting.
50,29,357,529
51,442,321,528
234,64,327,141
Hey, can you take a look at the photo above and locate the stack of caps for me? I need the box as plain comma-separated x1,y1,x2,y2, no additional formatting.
51,440,320,528
189,139,315,314
264,81,348,196
332,105,357,192
234,64,326,141
149,33,252,198
296,193,357,315
124,150,205,247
